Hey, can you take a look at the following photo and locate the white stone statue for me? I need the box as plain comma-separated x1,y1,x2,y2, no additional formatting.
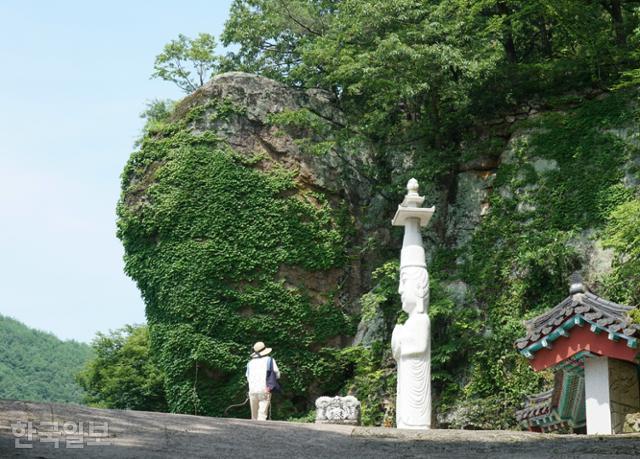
391,178,434,430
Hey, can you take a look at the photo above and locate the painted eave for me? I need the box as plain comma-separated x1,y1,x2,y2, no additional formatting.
519,313,639,360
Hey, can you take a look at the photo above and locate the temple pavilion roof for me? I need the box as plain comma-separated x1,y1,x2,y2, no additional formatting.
515,367,586,432
515,388,554,424
515,275,640,359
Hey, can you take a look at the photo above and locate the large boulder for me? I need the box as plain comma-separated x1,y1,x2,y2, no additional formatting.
117,72,367,416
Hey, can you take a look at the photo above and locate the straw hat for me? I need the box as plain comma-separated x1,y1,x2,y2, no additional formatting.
251,341,272,358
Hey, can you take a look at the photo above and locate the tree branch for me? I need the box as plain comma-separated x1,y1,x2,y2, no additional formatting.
278,0,324,37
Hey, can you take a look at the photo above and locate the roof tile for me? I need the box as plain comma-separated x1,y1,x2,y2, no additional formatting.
515,280,638,351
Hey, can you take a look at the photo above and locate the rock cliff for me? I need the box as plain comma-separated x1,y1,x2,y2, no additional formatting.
118,72,639,425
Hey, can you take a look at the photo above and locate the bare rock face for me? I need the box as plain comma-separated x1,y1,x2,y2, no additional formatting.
446,169,494,248
353,298,387,346
174,72,366,198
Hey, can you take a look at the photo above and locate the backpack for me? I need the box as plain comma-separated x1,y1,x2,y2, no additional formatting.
266,357,281,393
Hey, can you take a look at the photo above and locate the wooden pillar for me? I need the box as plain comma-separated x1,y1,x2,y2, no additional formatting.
584,356,640,434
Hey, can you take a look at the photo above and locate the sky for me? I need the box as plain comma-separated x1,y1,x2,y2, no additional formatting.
0,0,234,342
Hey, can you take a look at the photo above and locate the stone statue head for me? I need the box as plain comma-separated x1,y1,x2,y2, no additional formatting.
398,266,428,314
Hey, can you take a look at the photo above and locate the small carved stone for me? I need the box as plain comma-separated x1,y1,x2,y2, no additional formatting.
315,396,361,425
623,412,640,433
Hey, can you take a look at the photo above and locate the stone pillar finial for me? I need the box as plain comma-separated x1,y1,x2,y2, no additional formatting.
569,272,585,295
392,180,434,226
407,178,419,194
400,178,425,209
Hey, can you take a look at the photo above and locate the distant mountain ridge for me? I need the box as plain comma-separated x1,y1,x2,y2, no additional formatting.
0,314,92,403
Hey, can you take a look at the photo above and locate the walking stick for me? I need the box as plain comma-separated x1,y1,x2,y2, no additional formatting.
224,396,249,416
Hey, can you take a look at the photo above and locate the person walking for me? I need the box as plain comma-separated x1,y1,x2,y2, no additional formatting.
246,341,280,421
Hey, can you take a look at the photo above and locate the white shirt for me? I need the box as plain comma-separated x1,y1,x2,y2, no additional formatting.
246,356,280,393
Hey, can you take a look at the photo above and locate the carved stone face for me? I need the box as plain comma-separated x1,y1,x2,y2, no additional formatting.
398,267,428,314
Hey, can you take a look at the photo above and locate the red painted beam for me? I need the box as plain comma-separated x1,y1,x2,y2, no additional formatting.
530,326,638,371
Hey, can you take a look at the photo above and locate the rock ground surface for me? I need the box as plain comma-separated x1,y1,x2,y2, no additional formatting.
1,400,640,458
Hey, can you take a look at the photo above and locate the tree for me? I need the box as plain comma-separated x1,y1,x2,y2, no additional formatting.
221,0,333,82
616,6,640,87
135,99,175,146
152,33,221,93
140,98,174,123
603,199,640,306
76,325,167,412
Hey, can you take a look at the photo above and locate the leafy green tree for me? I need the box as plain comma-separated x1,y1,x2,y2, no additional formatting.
617,6,640,87
140,98,174,123
152,33,221,93
77,325,167,412
222,0,498,198
219,0,640,185
222,0,639,101
221,0,333,82
136,99,176,146
603,199,640,306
